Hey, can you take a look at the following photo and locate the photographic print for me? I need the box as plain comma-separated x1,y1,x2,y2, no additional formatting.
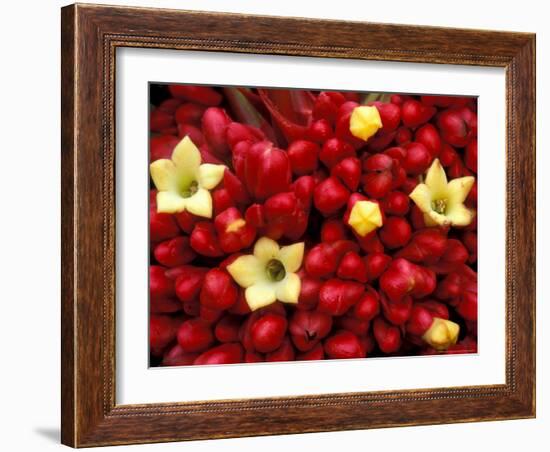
149,85,478,367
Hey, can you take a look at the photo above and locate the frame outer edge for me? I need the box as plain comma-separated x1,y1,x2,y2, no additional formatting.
61,4,77,448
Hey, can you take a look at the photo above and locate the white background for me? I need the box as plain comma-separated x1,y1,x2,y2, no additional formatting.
0,0,546,451
117,49,505,404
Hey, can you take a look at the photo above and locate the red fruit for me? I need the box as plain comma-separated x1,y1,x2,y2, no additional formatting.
150,266,175,299
287,140,319,175
373,318,402,353
200,305,223,324
289,310,332,351
178,123,205,146
304,241,354,279
297,271,323,310
174,266,207,302
154,237,196,267
369,101,401,132
150,135,178,162
215,315,242,343
293,175,315,210
175,103,206,125
395,126,412,146
313,91,346,121
212,188,235,216
308,119,334,143
150,315,179,351
201,107,231,157
465,139,477,173
244,141,292,201
380,191,410,216
353,289,380,321
364,252,392,281
225,122,265,149
379,217,412,249
150,297,181,314
361,154,396,199
297,343,325,361
168,85,222,106
456,291,478,321
396,229,447,264
161,344,199,366
245,351,264,363
336,314,370,336
182,299,200,317
214,207,256,253
158,98,182,114
150,109,174,132
462,231,477,264
223,169,250,205
401,99,436,128
403,142,432,175
417,300,449,320
177,319,214,353
318,279,364,316
174,209,199,234
379,292,413,325
439,143,459,167
200,269,238,310
194,343,244,365
190,222,223,257
337,251,368,283
331,157,361,191
250,313,288,353
380,258,436,302
436,107,477,147
321,219,348,243
319,138,355,168
228,291,252,316
430,239,469,274
406,306,434,336
313,176,350,215
324,331,364,359
150,206,180,244
415,123,442,158
265,337,295,362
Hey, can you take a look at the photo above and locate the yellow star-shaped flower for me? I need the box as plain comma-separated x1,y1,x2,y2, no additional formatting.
409,159,475,227
422,317,460,351
150,136,225,217
347,200,383,237
227,237,304,311
349,105,382,141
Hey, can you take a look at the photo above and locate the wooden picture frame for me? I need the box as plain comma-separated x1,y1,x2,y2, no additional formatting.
61,3,536,447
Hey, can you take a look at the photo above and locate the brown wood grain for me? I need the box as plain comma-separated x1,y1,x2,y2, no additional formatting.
61,3,536,447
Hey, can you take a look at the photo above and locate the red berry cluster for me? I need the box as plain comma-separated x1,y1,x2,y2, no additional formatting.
150,85,478,366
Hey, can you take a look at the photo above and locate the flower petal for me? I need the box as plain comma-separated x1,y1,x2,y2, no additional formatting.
277,242,304,273
422,317,460,351
171,136,201,179
347,200,383,237
227,255,266,288
424,159,448,198
245,283,277,311
275,273,300,304
409,183,433,213
150,159,178,191
253,237,280,264
447,176,475,205
446,204,475,227
197,163,226,190
349,106,382,141
425,210,451,226
184,187,213,218
156,190,187,214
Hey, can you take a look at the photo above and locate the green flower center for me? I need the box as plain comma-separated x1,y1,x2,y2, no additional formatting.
431,198,448,214
181,180,199,198
266,259,286,282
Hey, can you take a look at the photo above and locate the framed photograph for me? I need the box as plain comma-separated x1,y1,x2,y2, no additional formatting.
61,3,536,447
